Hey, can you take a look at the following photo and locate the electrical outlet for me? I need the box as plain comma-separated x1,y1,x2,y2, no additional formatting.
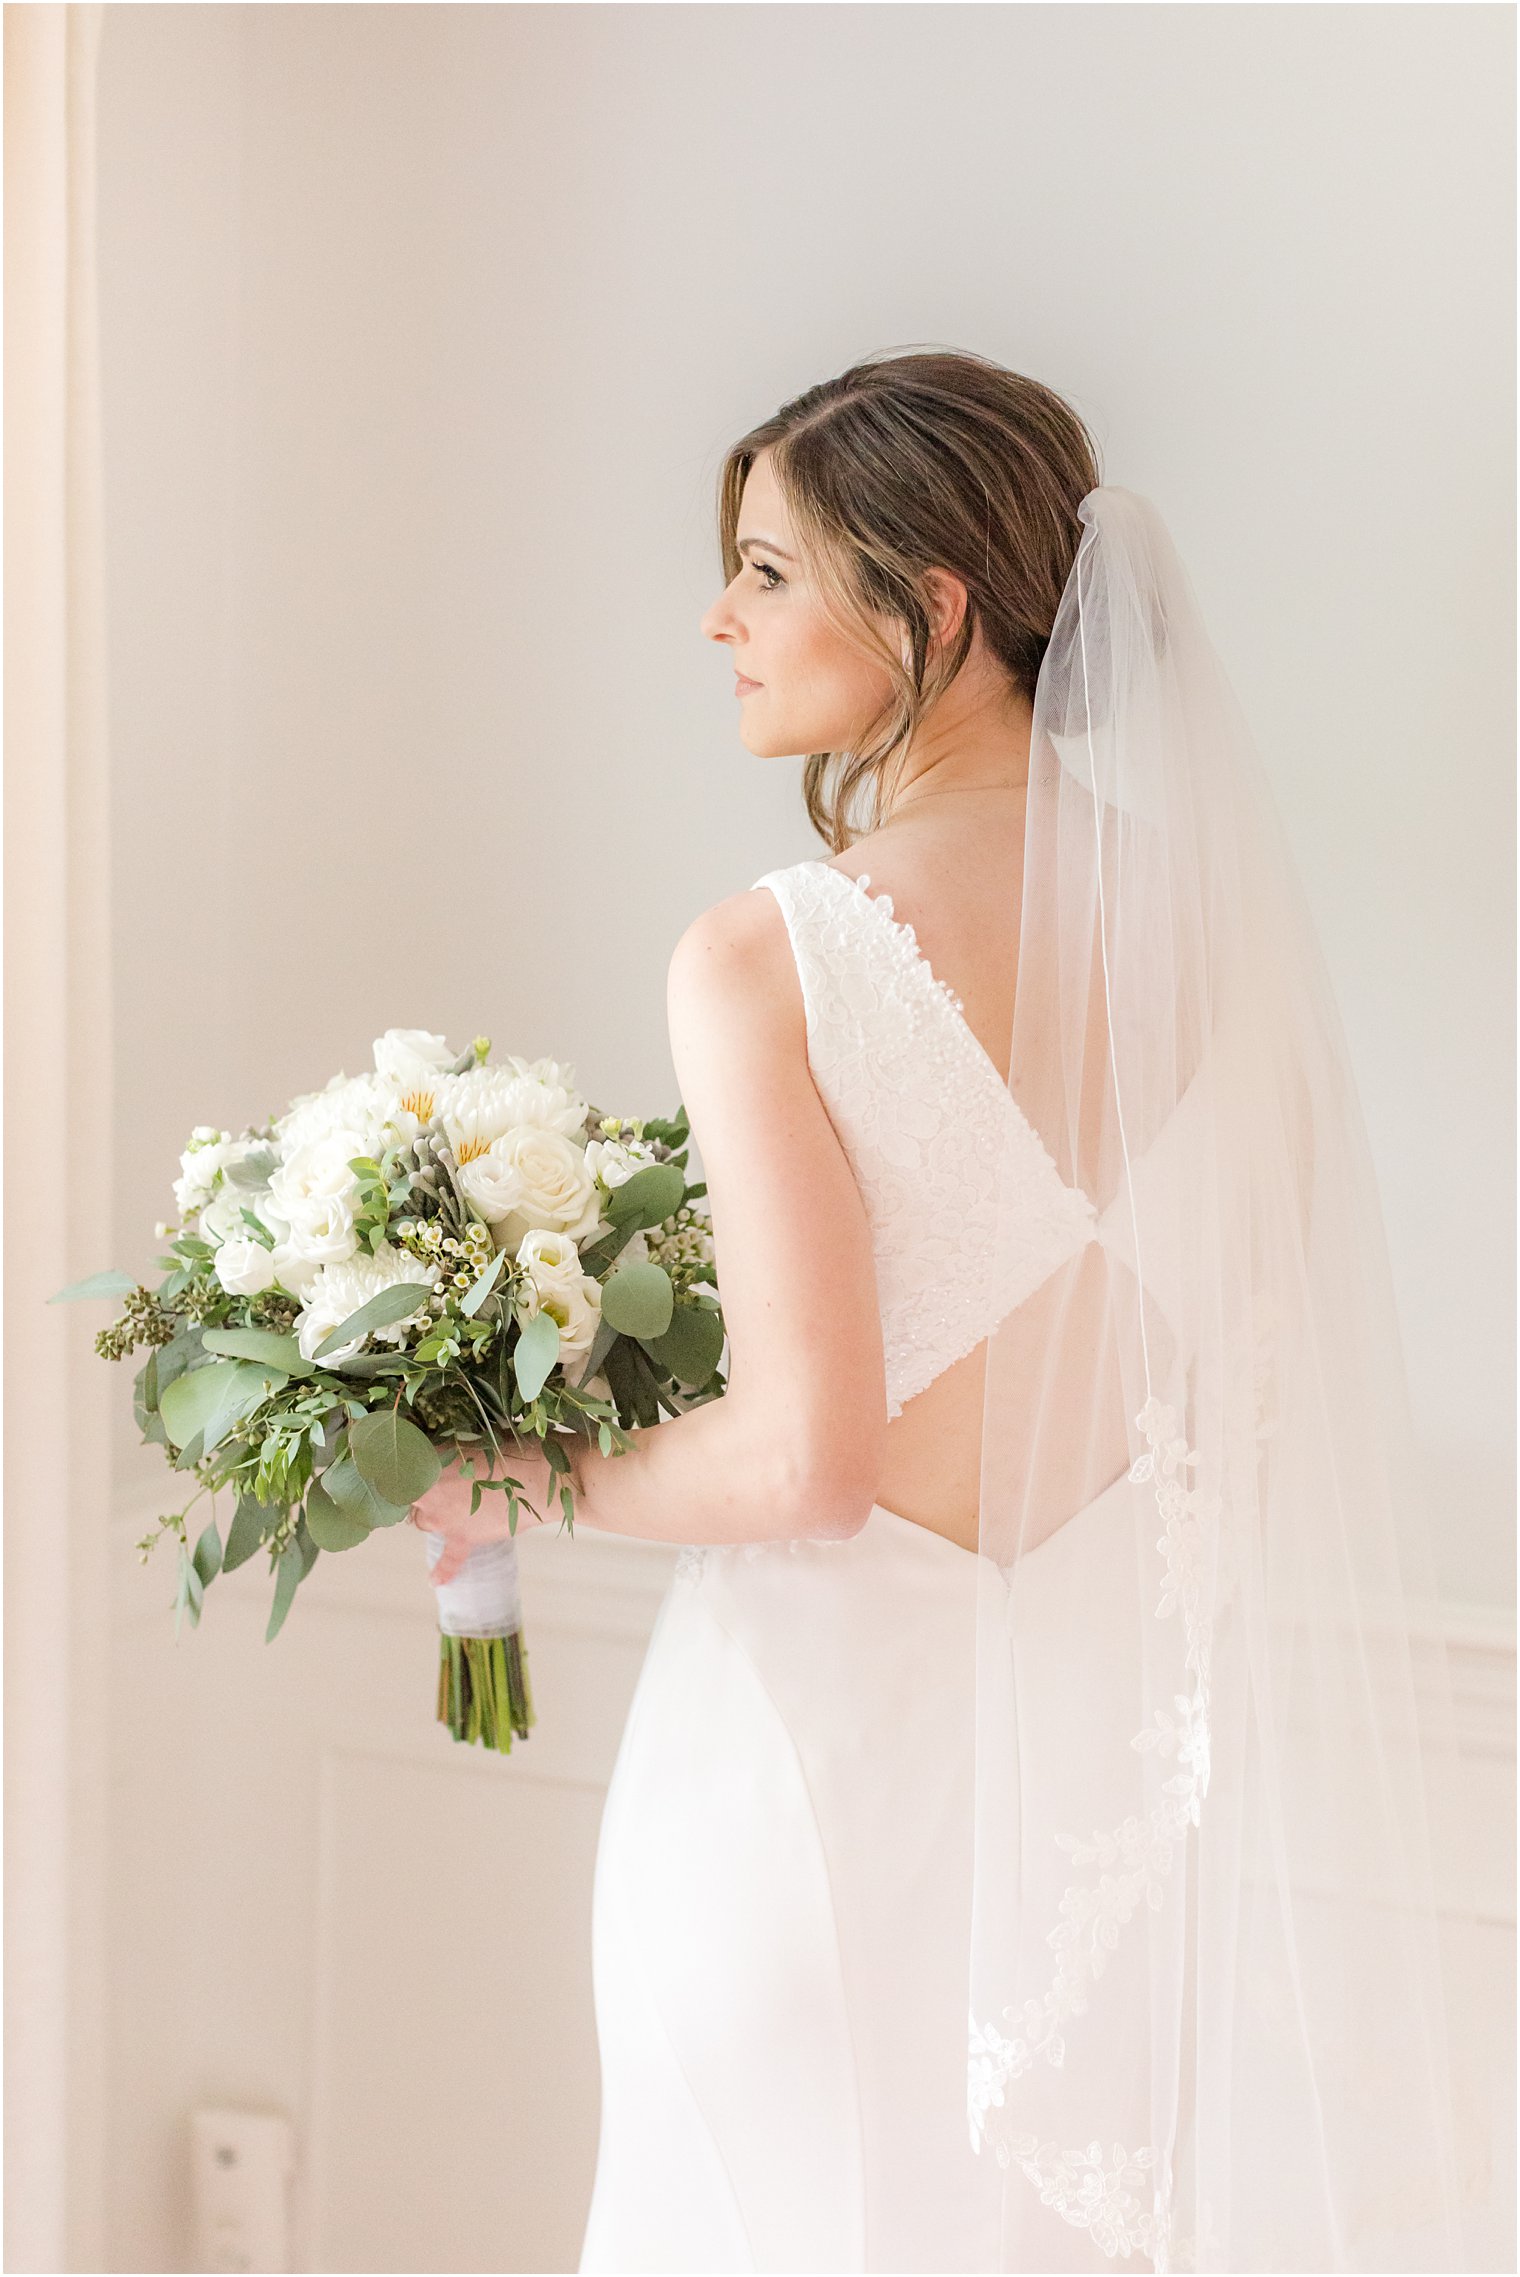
189,2106,295,2274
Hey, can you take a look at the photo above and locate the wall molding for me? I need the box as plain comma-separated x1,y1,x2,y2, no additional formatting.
113,1474,1515,1758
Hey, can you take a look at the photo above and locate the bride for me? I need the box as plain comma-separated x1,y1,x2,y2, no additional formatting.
411,352,1474,2273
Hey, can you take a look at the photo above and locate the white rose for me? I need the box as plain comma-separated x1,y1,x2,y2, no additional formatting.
486,1126,602,1253
294,1241,438,1365
456,1144,526,1227
214,1236,278,1297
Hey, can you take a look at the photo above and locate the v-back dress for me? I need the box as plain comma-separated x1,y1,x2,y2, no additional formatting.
577,859,1109,2275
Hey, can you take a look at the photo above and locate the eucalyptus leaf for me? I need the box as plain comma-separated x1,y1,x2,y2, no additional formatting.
314,1279,434,1360
642,1299,725,1388
295,1511,320,1577
223,1495,272,1573
513,1307,561,1402
197,1363,287,1456
265,1539,304,1642
49,1269,137,1303
573,1314,620,1389
459,1250,505,1318
322,1350,410,1380
324,1452,411,1529
191,1516,223,1588
160,1362,244,1451
304,1476,371,1553
201,1327,313,1376
348,1409,441,1505
602,1162,686,1232
599,1259,674,1341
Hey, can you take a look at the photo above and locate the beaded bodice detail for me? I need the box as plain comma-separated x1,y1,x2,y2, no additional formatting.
751,859,1099,1421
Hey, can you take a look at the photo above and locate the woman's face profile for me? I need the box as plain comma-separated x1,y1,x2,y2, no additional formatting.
701,447,896,760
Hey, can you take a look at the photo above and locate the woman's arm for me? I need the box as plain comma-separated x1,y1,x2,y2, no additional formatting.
563,883,887,1546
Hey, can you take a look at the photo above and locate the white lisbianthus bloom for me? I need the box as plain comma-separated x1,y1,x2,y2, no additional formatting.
172,1126,235,1217
372,1028,453,1091
371,1032,455,1137
515,1229,603,1370
503,1052,581,1098
214,1235,278,1297
269,1128,370,1217
485,1125,602,1254
277,1190,359,1269
293,1242,439,1365
456,1146,526,1228
583,1136,658,1192
199,1182,259,1249
274,1073,387,1161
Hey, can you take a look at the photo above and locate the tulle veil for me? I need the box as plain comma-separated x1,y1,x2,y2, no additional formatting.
965,486,1488,2271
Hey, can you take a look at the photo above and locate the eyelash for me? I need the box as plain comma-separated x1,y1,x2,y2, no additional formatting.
748,560,783,591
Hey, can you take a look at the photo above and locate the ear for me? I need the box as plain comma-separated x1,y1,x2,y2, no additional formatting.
921,566,969,651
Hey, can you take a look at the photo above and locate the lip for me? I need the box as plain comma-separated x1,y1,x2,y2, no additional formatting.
734,673,762,695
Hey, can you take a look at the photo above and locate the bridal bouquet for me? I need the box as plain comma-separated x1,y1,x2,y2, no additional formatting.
54,1029,725,1751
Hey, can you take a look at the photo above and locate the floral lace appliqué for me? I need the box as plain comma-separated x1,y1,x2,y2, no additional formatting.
751,861,1098,1420
966,1393,1229,2273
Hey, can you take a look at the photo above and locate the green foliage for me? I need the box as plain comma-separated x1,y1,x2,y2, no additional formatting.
348,1409,441,1505
512,1307,561,1402
600,1259,674,1340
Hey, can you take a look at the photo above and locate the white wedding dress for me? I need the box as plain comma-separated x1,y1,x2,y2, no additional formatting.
578,859,1115,2276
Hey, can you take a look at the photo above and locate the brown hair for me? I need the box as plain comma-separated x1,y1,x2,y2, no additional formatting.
716,348,1103,852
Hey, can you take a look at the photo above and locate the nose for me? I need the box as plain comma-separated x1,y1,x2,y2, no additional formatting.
700,585,741,645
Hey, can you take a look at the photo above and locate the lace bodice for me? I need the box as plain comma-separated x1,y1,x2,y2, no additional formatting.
751,858,1099,1420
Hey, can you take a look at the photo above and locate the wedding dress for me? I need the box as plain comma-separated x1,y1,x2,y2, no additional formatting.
579,486,1477,2274
578,856,1105,2275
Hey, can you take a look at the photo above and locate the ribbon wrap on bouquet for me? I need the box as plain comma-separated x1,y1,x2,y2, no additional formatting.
424,1528,535,1752
425,1527,525,1637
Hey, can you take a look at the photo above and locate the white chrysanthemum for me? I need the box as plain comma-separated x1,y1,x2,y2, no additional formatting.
294,1241,439,1365
584,1136,658,1192
457,1060,588,1142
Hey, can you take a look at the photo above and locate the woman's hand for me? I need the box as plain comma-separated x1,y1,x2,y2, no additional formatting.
408,1439,563,1586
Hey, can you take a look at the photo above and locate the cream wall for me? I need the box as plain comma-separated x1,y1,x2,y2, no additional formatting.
92,8,1513,2270
97,1,1513,1608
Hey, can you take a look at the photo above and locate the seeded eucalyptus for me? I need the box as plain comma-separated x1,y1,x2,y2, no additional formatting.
53,1028,726,1752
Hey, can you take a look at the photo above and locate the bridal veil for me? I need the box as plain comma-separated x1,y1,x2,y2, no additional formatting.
967,487,1484,2271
